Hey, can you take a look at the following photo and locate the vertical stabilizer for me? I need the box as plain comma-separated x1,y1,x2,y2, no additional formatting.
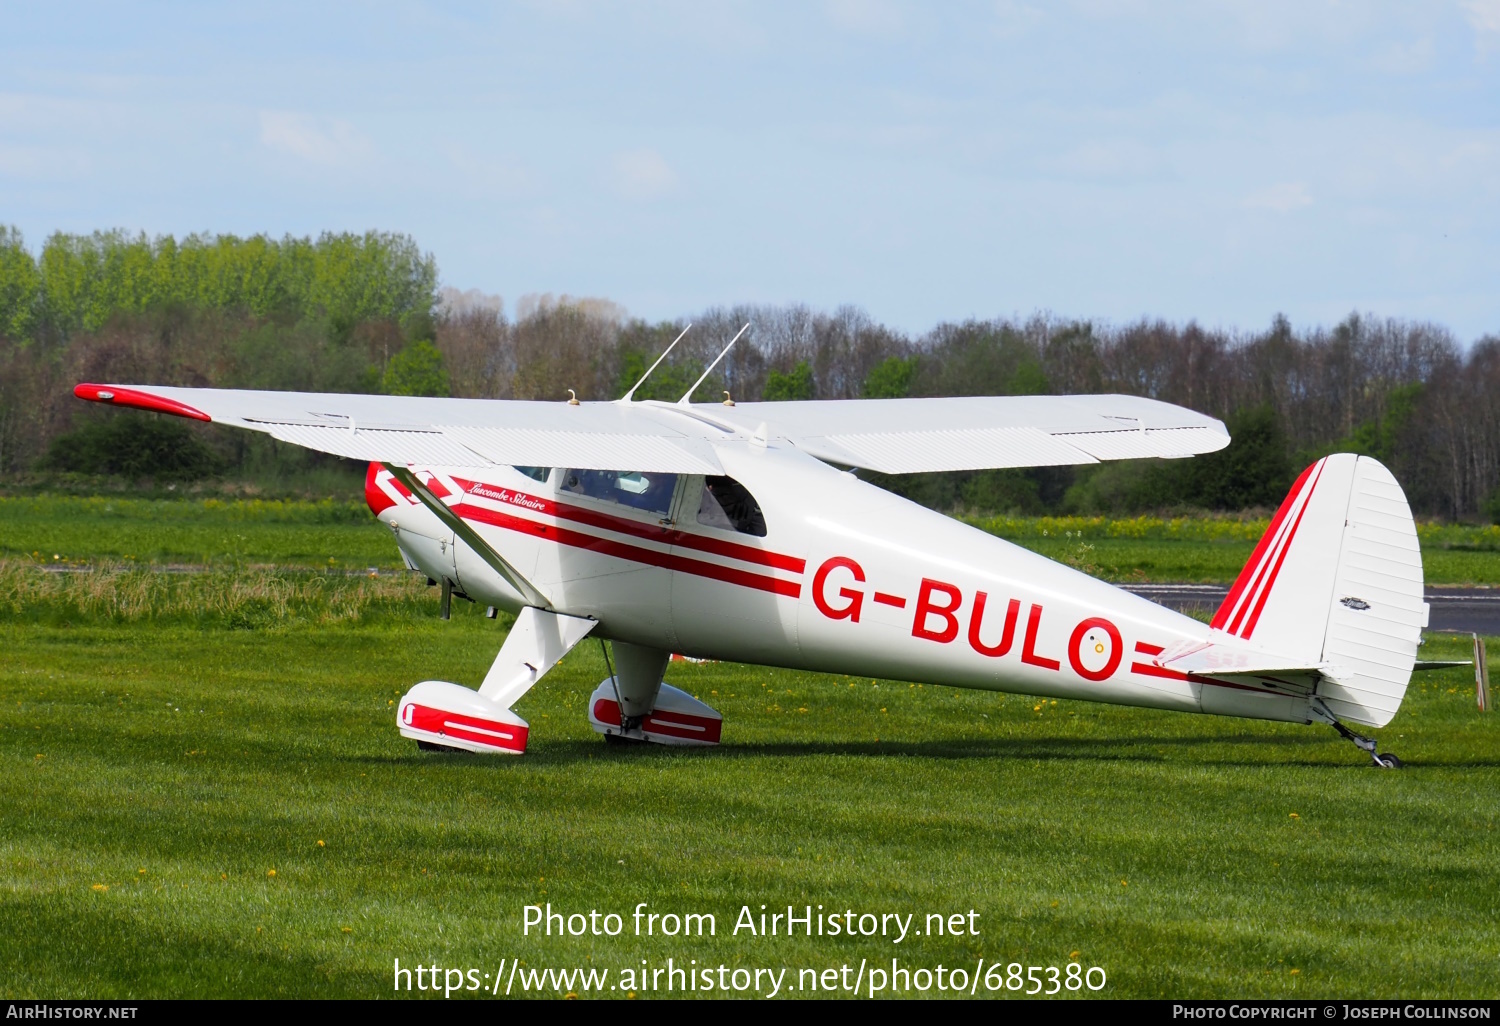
1210,454,1425,728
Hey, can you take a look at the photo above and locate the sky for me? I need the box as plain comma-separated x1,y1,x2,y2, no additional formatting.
2,1,1498,341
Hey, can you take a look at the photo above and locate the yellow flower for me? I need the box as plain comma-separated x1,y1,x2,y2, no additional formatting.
317,840,325,847
1289,969,1300,975
1289,812,1300,819
267,869,276,877
91,884,108,892
341,926,352,934
1070,950,1080,960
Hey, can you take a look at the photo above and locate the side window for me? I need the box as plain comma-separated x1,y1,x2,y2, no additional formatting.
561,469,678,516
513,466,550,483
697,476,766,537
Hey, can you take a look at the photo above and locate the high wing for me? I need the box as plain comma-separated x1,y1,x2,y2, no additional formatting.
73,383,1228,474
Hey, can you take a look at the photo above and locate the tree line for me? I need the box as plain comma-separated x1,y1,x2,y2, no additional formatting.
1,226,1496,519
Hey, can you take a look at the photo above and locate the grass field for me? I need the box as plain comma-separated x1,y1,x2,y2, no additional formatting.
2,497,1498,999
6,495,1500,583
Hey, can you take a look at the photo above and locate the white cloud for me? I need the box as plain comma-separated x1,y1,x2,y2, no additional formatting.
609,147,677,200
1244,182,1313,212
1050,140,1162,179
258,111,371,165
824,0,905,36
1462,0,1500,33
991,0,1043,38
1462,0,1500,52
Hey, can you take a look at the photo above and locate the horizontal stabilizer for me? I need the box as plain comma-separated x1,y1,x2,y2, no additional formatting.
1155,639,1320,680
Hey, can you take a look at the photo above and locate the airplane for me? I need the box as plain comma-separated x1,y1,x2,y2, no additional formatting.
72,332,1429,769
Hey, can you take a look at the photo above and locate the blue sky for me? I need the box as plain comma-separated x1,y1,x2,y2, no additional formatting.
3,2,1498,340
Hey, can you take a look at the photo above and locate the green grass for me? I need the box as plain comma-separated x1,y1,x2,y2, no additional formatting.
0,495,397,569
1,604,1497,999
3,497,1499,998
6,495,1500,583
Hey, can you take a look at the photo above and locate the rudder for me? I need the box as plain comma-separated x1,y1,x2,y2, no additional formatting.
1211,454,1425,728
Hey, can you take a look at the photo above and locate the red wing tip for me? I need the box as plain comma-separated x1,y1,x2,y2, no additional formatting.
73,383,212,422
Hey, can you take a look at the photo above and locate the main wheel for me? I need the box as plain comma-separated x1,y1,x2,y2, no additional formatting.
1372,752,1403,769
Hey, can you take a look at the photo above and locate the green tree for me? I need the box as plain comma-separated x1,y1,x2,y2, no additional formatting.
40,413,222,480
382,340,450,397
763,360,815,401
0,226,40,341
862,355,918,398
615,348,696,401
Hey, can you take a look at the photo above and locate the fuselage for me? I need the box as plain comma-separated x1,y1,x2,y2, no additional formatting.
367,442,1310,725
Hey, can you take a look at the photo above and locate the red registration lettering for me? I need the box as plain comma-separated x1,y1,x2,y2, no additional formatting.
813,557,865,622
1068,617,1123,681
912,578,963,643
1020,603,1061,670
968,592,1020,658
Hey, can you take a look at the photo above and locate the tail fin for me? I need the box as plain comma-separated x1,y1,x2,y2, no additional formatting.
1210,454,1425,727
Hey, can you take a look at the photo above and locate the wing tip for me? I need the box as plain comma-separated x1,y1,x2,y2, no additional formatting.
74,383,212,422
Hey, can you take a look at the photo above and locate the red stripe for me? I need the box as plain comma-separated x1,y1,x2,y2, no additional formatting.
449,476,806,574
1223,459,1323,637
1211,460,1319,633
1131,660,1188,680
455,501,801,599
592,698,723,743
1134,641,1164,656
1239,461,1324,640
405,704,527,752
1128,662,1267,693
872,592,907,608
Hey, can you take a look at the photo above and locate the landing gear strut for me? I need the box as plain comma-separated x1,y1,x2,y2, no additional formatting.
1328,718,1402,769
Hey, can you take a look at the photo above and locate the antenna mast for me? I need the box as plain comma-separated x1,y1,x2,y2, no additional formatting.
678,323,750,405
619,324,691,402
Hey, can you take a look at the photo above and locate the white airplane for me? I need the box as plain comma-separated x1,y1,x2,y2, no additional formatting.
74,337,1428,768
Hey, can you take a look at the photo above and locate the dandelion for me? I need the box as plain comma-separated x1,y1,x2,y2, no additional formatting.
1120,880,1128,886
1070,951,1080,960
91,884,108,892
267,869,276,877
138,869,146,875
1289,969,1300,975
341,926,353,934
1289,813,1300,820
317,840,325,847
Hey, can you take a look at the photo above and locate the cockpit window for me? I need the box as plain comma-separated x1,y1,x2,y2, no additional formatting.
697,476,766,537
561,469,678,515
514,466,550,483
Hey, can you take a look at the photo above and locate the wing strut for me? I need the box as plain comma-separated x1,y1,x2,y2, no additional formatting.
679,323,750,404
382,463,553,610
620,323,692,402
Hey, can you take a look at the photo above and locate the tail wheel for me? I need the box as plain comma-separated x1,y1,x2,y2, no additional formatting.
1372,752,1403,769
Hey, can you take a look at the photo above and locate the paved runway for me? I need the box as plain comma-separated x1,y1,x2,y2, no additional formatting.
1124,584,1500,635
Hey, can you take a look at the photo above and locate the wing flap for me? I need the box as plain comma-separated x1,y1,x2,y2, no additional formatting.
266,423,494,467
443,426,722,475
799,426,1095,474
